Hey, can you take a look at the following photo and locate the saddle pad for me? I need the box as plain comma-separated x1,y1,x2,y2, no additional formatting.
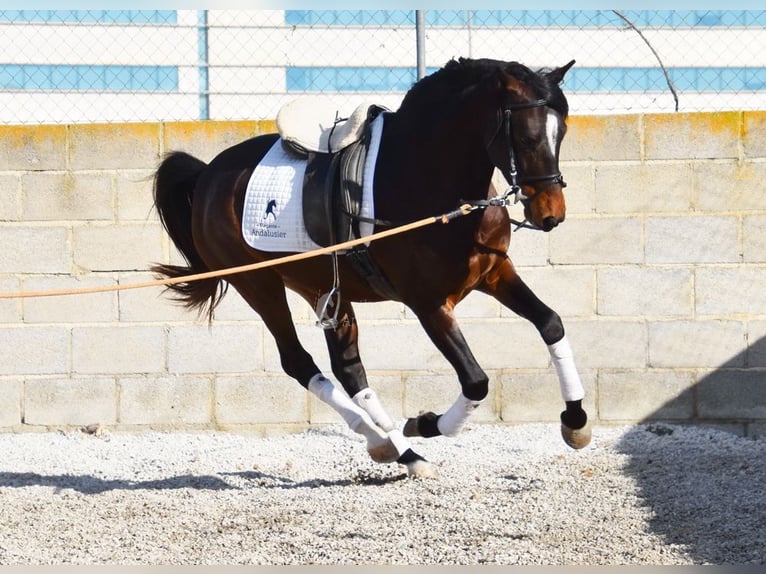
242,112,384,253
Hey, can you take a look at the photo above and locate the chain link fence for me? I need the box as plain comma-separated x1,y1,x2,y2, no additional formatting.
2,9,765,124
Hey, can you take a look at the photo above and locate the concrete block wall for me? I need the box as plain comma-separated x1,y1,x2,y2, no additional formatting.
1,112,765,436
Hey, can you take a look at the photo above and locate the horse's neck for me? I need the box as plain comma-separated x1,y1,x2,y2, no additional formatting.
384,109,494,200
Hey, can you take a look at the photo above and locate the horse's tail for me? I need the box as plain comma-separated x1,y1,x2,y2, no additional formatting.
151,151,228,321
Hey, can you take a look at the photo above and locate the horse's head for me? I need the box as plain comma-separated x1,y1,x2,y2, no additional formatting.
486,60,575,232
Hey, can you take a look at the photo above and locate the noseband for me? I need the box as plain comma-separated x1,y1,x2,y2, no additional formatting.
496,97,567,205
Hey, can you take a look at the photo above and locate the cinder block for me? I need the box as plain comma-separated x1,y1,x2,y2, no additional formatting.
0,226,70,274
72,223,165,272
645,216,739,264
743,111,766,159
118,278,196,323
461,320,550,370
595,162,693,214
69,123,161,170
549,216,643,265
215,373,307,425
354,300,407,322
598,267,693,317
511,266,596,318
72,325,165,374
645,112,740,161
747,322,766,368
693,161,766,212
0,326,69,375
356,321,453,372
167,323,263,374
0,379,22,427
696,267,766,316
22,276,117,323
115,171,155,221
119,376,212,426
500,369,596,423
743,215,766,263
21,172,115,221
558,162,595,215
163,120,275,163
649,320,745,368
507,228,550,267
598,370,694,421
24,377,116,426
696,369,766,419
455,290,501,319
0,174,21,220
0,125,67,171
0,278,21,323
563,320,647,369
403,372,498,423
563,115,641,161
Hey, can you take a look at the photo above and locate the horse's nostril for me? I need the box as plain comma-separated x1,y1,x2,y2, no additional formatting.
542,216,559,231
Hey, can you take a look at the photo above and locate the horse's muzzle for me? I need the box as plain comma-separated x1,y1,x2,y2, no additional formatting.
542,216,560,232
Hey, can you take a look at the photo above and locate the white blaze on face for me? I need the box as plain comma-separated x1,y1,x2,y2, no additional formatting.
545,109,561,158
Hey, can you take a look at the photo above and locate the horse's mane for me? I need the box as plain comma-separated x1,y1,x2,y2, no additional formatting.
398,57,569,117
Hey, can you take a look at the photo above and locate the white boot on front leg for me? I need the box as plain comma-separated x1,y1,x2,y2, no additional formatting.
547,335,591,449
436,393,482,437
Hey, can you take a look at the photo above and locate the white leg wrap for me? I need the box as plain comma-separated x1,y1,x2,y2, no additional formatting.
436,393,482,437
352,388,395,432
548,335,585,402
353,388,412,457
308,375,387,445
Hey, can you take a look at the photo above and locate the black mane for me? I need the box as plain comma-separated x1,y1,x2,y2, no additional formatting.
398,57,569,117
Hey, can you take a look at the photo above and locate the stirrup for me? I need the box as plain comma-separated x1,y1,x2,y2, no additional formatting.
315,287,341,330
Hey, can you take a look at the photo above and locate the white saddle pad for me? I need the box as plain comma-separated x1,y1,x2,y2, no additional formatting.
242,113,385,253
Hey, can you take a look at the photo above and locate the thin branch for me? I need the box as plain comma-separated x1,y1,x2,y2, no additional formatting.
613,10,679,112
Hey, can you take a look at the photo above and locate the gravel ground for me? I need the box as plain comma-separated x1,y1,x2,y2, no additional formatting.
0,422,763,565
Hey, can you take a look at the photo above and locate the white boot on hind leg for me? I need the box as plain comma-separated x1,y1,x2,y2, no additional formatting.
308,375,398,463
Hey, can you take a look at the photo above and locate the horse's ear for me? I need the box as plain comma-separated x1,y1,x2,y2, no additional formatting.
498,70,528,99
547,60,576,84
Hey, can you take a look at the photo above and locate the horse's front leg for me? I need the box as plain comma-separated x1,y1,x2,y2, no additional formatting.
403,303,490,439
478,258,591,449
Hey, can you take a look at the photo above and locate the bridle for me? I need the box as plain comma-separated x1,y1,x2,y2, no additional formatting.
477,96,567,230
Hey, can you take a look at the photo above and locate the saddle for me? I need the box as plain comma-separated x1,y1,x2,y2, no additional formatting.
277,101,398,301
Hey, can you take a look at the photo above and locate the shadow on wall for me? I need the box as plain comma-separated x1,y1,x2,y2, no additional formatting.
613,336,766,564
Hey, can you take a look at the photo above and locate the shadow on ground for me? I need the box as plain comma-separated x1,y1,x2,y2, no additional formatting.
614,336,766,565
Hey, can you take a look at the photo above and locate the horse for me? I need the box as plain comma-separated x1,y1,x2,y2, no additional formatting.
152,57,589,478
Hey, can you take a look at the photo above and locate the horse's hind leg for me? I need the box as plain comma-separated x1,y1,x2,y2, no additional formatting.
479,259,591,449
320,299,437,478
227,272,397,462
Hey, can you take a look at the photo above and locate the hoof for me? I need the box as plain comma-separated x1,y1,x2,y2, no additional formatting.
403,417,421,437
367,438,400,464
561,421,592,449
406,459,438,479
402,412,441,438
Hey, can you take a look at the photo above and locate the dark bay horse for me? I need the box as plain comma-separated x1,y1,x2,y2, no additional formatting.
152,57,589,478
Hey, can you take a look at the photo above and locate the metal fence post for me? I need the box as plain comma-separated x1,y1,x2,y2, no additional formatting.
198,10,210,120
416,10,426,80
